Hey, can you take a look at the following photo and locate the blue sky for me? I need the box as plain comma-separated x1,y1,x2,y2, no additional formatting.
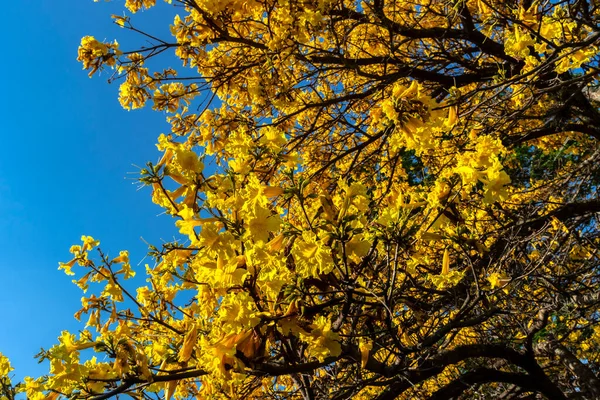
0,0,181,381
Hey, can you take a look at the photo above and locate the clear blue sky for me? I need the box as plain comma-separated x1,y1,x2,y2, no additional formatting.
0,0,181,381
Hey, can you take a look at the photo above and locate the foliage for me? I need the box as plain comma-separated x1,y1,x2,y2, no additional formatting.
3,0,600,399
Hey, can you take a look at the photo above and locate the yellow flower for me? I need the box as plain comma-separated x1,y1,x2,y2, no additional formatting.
23,377,45,400
247,205,281,243
0,352,13,377
58,259,77,276
111,14,129,27
345,234,371,264
299,316,341,361
174,148,203,174
481,160,511,203
111,250,129,264
81,235,100,252
124,0,156,13
488,272,511,290
429,270,465,290
292,231,334,278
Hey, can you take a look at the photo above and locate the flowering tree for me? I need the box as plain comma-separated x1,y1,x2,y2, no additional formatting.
3,0,600,399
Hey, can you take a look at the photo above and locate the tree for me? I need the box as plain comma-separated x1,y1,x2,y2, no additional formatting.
3,0,600,399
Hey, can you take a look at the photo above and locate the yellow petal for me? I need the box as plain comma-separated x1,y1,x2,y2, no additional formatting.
359,339,372,368
447,105,458,126
267,233,284,252
165,380,178,400
283,300,299,317
442,248,450,275
178,325,197,363
421,232,444,241
262,186,284,197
